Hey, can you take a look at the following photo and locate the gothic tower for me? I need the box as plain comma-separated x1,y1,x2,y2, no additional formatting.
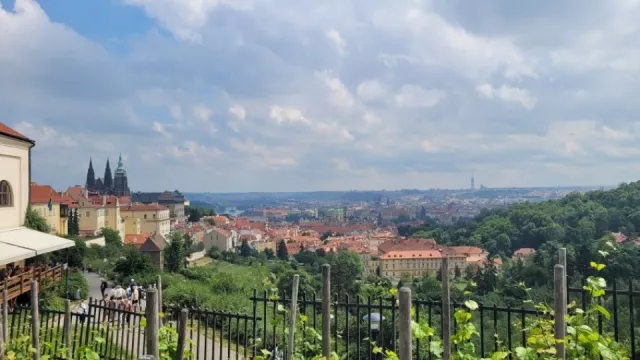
85,158,96,191
112,153,131,197
103,158,113,193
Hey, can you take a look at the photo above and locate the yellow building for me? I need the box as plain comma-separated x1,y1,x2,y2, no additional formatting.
379,250,466,280
121,203,170,238
124,217,141,235
29,183,69,236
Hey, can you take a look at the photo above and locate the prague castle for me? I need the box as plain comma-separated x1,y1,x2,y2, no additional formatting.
85,155,131,196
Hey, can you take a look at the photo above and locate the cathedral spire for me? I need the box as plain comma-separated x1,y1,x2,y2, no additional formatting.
104,158,113,192
85,157,96,191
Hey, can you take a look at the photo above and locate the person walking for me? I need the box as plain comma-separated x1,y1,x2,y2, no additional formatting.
100,279,108,298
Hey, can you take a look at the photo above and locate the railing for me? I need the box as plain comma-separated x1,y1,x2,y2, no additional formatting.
250,280,640,359
3,278,639,359
0,265,63,302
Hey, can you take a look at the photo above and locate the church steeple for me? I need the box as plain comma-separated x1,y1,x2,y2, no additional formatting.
85,157,96,191
103,158,113,192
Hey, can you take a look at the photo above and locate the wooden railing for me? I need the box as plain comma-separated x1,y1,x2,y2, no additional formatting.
0,265,64,302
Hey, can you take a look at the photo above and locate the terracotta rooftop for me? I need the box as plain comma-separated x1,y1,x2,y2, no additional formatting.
30,183,63,204
0,122,34,144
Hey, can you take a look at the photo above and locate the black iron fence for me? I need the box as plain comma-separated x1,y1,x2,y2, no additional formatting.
250,280,640,360
6,280,640,360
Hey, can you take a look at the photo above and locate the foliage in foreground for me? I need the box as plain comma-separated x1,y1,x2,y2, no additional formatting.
255,246,630,360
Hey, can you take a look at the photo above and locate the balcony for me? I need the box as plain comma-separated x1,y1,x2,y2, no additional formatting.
0,265,64,302
60,204,71,218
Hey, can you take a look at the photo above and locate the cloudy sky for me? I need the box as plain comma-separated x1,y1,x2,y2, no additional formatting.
2,0,640,192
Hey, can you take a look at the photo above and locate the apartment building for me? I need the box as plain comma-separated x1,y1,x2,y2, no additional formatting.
120,203,171,238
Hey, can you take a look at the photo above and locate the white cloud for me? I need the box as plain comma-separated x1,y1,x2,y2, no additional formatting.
193,105,213,121
12,121,76,148
395,85,445,108
6,0,640,191
269,106,311,125
476,84,537,110
316,71,355,109
325,29,347,55
170,105,184,121
356,80,387,102
228,105,246,120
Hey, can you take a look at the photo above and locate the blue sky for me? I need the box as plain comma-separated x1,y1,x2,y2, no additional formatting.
3,0,640,192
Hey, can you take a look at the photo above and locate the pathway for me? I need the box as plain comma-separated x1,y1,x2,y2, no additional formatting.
80,272,244,359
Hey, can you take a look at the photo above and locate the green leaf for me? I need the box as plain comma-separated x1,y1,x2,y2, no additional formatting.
464,300,479,311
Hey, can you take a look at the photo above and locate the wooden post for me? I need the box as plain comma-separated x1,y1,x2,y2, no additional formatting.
2,289,7,343
145,288,159,360
0,294,4,360
558,248,567,308
399,287,412,360
286,275,300,360
442,257,451,360
176,309,188,360
64,299,72,359
554,264,566,359
321,264,331,359
156,275,163,326
30,281,40,360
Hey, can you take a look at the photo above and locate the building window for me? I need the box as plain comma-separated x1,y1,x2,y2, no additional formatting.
86,211,90,217
144,214,147,219
0,181,13,207
153,214,156,219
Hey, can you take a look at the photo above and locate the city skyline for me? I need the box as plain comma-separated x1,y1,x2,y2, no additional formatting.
3,0,640,192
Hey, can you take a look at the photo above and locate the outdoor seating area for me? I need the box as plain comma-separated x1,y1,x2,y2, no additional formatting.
0,264,63,302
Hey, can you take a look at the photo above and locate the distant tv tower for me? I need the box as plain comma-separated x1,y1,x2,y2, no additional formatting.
471,171,475,191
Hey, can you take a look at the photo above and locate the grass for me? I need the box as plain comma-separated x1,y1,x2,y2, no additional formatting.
162,260,270,314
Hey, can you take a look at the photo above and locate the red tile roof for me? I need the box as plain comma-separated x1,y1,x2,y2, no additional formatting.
30,183,63,204
0,122,33,143
124,233,150,248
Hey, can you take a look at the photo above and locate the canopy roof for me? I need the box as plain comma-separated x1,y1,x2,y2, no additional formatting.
0,227,75,266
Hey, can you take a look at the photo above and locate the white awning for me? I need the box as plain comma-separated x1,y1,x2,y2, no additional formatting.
0,242,36,266
0,227,75,264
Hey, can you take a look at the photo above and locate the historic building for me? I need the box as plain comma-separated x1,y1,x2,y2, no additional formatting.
85,154,131,196
131,190,187,225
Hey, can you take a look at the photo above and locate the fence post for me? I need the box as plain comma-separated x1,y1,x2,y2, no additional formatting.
399,287,412,360
554,264,566,359
2,289,7,343
321,264,331,359
0,296,3,360
286,275,300,360
64,299,72,359
156,275,163,326
176,309,188,360
145,288,159,360
30,280,40,360
558,248,567,306
442,257,451,360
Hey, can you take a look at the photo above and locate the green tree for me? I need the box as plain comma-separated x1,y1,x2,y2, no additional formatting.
24,206,50,233
165,232,187,272
71,209,80,236
277,240,289,260
263,248,275,260
67,209,75,236
331,250,364,295
240,239,252,257
114,246,156,280
100,227,122,247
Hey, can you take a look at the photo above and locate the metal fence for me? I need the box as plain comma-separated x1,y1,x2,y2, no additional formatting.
6,280,640,360
250,280,640,360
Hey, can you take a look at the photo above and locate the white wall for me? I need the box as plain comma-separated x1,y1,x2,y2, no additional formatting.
0,136,30,230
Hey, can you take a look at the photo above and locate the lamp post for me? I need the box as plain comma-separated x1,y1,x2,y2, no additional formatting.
363,312,384,357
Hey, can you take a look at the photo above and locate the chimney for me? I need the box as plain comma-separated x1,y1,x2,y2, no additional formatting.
84,188,88,198
103,195,107,206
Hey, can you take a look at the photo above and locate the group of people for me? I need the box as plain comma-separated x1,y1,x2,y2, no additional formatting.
99,279,142,323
